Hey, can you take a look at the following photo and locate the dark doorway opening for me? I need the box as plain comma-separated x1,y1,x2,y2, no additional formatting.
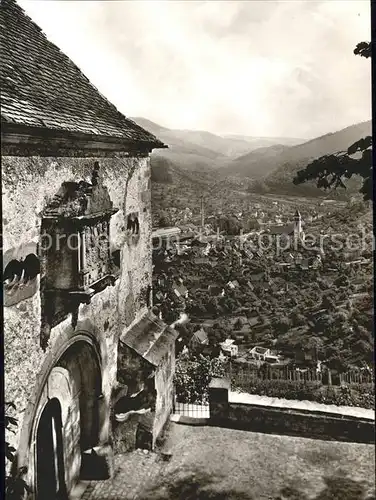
36,398,67,500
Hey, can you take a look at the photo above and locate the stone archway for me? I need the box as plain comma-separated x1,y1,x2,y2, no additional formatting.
57,341,102,458
31,338,105,499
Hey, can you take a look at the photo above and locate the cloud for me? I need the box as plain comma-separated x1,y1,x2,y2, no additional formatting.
18,0,371,139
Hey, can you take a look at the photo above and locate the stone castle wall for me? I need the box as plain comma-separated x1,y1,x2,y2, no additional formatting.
3,154,153,480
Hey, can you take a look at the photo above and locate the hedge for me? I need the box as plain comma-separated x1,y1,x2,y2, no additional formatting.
175,356,374,409
231,378,374,409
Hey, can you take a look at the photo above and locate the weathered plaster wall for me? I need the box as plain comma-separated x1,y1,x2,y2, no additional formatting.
3,154,152,480
116,342,154,394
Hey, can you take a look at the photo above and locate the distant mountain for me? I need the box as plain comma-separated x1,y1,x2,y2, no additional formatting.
225,120,371,197
130,117,224,172
134,117,371,201
261,120,371,197
150,155,211,187
129,117,169,136
130,117,304,172
223,134,304,148
222,144,291,178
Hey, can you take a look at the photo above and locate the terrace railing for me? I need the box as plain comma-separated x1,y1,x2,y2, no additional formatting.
172,361,374,417
172,386,210,418
224,362,374,387
173,400,210,418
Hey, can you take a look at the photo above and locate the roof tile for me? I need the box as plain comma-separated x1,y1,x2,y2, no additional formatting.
0,0,165,147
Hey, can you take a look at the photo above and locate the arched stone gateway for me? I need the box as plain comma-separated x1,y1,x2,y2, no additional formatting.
22,336,111,500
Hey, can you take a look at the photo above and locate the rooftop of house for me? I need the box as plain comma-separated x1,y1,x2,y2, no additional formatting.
350,292,370,300
179,231,196,241
250,346,270,354
173,283,188,295
152,227,182,239
249,272,264,281
267,223,296,235
352,278,366,285
191,238,208,247
191,328,208,344
248,317,260,327
221,339,236,347
229,315,248,324
300,258,310,269
193,257,210,264
264,353,280,359
0,0,164,148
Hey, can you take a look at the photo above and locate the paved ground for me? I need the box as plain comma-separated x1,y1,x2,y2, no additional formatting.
78,422,375,500
75,450,164,500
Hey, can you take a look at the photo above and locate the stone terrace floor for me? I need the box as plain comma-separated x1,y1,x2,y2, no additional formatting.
76,422,375,500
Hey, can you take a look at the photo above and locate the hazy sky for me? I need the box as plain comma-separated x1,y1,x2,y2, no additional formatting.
19,0,371,139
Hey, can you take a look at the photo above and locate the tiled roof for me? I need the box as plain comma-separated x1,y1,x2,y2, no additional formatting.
251,346,269,354
120,312,178,367
248,317,260,327
268,224,295,235
192,328,208,344
152,227,181,239
0,0,165,147
173,283,188,295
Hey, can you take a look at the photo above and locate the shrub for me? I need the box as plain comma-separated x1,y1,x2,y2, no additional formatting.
231,379,322,401
174,354,228,404
5,402,31,500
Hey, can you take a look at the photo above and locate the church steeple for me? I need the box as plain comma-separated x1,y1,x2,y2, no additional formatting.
294,209,301,221
293,209,303,240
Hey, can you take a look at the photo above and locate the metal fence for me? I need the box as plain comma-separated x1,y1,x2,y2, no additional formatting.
172,363,374,417
224,363,374,387
226,364,322,384
172,382,210,418
173,400,210,418
338,370,374,385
